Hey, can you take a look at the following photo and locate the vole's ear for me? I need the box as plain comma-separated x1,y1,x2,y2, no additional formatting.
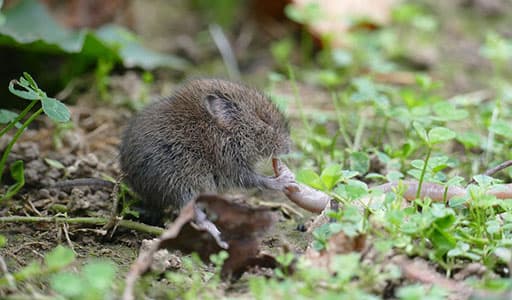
204,93,238,127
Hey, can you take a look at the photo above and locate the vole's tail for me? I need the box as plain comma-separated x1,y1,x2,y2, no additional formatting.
50,178,115,189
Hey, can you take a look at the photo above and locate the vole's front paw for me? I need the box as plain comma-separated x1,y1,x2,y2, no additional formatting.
269,159,300,192
264,173,299,192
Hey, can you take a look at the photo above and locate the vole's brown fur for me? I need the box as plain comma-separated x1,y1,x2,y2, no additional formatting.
119,79,291,224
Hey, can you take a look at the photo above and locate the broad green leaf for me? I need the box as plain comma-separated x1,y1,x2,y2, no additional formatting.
0,235,6,247
456,132,481,149
432,208,456,228
386,170,404,182
486,219,501,235
44,245,76,270
296,169,324,190
0,0,86,52
0,0,188,70
50,272,83,298
429,227,456,254
489,120,512,139
472,174,494,187
41,97,71,122
0,109,19,125
349,151,370,174
428,127,456,144
83,261,117,290
8,80,39,100
95,24,189,70
410,159,425,170
344,179,368,199
341,170,359,180
320,164,342,190
432,102,469,121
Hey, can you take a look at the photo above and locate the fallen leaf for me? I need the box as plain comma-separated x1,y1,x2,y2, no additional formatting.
123,194,279,300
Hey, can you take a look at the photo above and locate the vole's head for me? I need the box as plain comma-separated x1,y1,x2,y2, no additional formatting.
177,79,290,162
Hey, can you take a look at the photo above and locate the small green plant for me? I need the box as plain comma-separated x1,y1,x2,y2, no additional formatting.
50,260,117,300
411,122,456,199
0,245,118,299
249,253,398,299
1,72,70,201
0,245,75,288
165,253,225,300
95,58,114,101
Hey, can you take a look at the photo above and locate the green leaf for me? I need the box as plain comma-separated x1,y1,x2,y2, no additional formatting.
345,180,368,199
320,164,343,190
456,132,481,149
44,158,65,169
0,109,20,127
296,169,324,190
410,159,425,170
432,102,469,121
41,97,71,122
448,196,467,208
349,151,370,175
16,261,42,279
341,170,359,180
0,0,87,52
0,0,188,70
386,170,403,182
50,272,84,298
44,245,76,270
8,80,40,100
0,235,6,247
3,160,25,199
22,72,38,89
331,253,361,282
429,227,456,254
489,120,512,139
428,127,456,144
83,261,117,291
95,24,188,70
412,121,428,144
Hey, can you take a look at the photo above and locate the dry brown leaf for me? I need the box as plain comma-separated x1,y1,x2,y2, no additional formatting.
291,0,398,48
122,194,279,300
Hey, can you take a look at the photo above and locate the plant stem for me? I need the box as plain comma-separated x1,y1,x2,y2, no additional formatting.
0,100,37,138
0,106,43,180
0,216,164,235
287,64,310,131
416,147,432,199
484,99,500,164
353,114,366,152
333,93,354,149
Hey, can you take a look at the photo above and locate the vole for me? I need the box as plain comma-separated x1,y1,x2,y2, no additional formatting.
119,78,292,224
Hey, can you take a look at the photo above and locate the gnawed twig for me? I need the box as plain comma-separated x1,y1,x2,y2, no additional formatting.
467,160,512,186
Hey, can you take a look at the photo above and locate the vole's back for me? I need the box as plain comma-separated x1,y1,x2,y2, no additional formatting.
119,79,290,224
